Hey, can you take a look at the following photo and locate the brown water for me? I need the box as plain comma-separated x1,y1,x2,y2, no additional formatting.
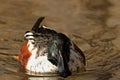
0,0,120,80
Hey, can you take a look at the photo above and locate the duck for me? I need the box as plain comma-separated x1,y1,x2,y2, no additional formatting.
18,17,86,78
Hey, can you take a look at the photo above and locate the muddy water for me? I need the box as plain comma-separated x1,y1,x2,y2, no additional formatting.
0,0,120,80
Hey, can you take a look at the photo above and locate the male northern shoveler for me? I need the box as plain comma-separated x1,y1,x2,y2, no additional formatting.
18,17,86,78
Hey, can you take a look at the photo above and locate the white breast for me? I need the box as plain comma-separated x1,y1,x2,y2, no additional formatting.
26,41,58,73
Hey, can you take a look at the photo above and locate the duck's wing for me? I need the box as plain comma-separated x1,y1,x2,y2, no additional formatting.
48,33,71,77
73,42,86,65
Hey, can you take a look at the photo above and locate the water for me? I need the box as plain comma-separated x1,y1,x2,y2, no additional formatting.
0,0,120,80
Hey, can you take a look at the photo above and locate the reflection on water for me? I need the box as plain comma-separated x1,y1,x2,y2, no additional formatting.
19,66,63,80
28,76,63,80
27,72,62,80
23,74,68,80
22,73,64,80
16,63,98,80
20,69,97,80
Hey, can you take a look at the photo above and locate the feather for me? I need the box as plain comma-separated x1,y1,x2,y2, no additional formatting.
48,33,71,77
32,17,45,32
